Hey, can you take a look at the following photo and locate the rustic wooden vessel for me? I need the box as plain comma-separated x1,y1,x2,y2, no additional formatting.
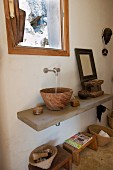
40,87,73,111
88,124,113,146
29,144,57,169
78,79,104,99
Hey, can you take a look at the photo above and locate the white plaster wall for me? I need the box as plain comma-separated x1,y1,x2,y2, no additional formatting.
0,0,113,170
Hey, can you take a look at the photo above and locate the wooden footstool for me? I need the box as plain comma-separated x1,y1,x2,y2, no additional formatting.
28,145,72,170
63,133,98,166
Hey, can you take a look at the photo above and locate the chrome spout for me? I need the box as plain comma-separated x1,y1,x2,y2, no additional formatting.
43,67,60,76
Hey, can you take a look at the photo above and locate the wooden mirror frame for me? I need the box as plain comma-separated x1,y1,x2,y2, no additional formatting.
75,48,97,83
3,0,70,56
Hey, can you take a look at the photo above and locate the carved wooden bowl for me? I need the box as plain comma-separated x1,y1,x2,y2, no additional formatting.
88,124,113,146
40,87,73,111
29,144,57,169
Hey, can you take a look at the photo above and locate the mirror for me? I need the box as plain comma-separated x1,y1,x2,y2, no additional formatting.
75,48,97,83
80,54,93,76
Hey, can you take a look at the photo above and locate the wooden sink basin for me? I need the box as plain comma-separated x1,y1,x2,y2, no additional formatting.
40,87,73,111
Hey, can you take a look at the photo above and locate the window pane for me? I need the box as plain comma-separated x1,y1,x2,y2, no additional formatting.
19,0,61,49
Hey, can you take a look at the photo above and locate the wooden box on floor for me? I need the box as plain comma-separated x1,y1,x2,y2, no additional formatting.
63,133,98,166
28,145,72,170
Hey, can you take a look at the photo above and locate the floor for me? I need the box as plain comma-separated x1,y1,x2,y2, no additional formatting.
72,141,113,170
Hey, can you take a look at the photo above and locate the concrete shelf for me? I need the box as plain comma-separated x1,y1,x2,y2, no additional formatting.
17,94,113,131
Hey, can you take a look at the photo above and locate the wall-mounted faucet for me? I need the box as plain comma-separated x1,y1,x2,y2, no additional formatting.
43,67,60,76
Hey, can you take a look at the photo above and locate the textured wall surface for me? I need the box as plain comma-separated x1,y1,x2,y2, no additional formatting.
0,0,113,170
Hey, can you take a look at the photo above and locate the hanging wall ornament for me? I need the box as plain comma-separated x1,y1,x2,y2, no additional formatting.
102,28,112,56
102,48,108,56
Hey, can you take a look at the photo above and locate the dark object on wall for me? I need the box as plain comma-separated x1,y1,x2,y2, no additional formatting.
97,105,106,122
102,28,112,56
102,28,112,45
102,48,108,56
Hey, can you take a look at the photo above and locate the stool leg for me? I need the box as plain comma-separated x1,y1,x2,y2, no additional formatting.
63,159,72,170
68,159,72,170
73,153,80,166
88,138,98,151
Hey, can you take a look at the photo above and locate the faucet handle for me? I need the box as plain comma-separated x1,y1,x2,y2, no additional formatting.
43,68,49,73
43,67,60,73
54,67,60,72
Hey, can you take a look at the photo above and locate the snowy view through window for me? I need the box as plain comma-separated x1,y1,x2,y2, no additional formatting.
19,0,61,49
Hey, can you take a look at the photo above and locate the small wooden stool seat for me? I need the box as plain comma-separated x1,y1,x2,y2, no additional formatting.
63,133,98,166
28,145,72,170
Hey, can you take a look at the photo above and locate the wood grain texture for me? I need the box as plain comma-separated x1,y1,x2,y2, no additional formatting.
29,145,72,170
40,88,73,111
63,133,97,166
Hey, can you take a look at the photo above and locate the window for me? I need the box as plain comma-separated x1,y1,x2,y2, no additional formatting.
4,0,69,56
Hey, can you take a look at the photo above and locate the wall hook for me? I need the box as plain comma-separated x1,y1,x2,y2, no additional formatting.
56,122,60,126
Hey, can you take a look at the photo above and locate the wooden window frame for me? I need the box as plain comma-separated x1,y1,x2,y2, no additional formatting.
3,0,70,56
